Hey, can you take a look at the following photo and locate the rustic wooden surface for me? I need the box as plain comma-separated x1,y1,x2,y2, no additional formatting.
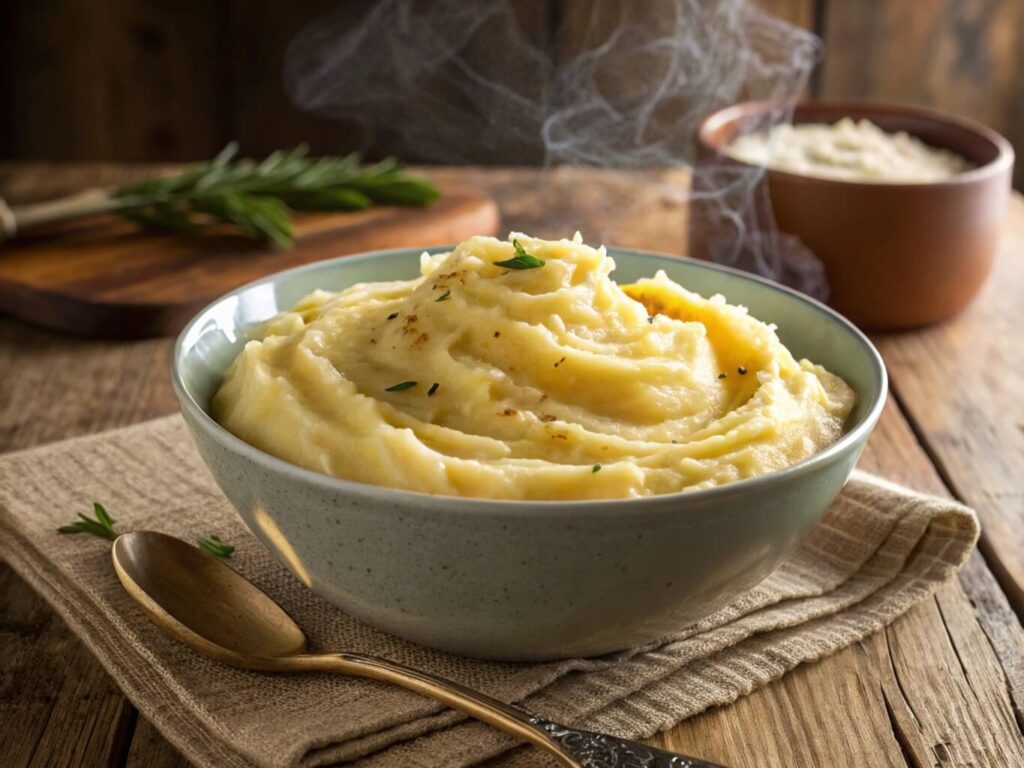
0,191,498,337
1,164,1023,767
3,0,1024,186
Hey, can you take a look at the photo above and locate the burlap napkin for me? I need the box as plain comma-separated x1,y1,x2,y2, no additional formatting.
0,416,978,768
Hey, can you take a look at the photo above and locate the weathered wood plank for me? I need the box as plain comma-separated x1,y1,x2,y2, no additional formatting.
0,563,135,768
124,717,192,768
0,320,177,453
0,1,105,160
873,197,1024,618
0,1,226,161
754,0,815,29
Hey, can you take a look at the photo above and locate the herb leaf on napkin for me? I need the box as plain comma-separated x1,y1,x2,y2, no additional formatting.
197,536,235,559
58,502,120,541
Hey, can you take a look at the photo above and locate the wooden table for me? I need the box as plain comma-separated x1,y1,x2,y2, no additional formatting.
1,164,1022,767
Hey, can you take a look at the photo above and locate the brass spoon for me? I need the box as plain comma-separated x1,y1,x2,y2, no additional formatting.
112,531,723,768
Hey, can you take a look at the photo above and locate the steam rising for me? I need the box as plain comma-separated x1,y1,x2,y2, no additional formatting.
285,0,826,297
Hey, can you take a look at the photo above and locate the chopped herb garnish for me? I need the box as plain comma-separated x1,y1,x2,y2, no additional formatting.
554,356,566,368
387,312,399,320
738,366,748,375
58,502,119,541
592,464,602,473
427,382,440,396
718,373,727,379
197,536,235,559
494,239,545,270
435,290,451,302
647,315,655,324
385,381,418,392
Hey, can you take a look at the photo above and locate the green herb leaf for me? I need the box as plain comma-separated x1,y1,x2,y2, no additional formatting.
494,239,545,270
592,464,602,473
58,502,119,541
427,382,440,396
112,145,439,248
435,289,451,302
197,536,235,559
385,381,418,392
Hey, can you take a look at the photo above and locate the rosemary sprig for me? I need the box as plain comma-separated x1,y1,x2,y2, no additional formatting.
197,536,235,559
58,502,119,541
111,144,439,248
56,503,236,558
385,381,418,392
494,239,545,270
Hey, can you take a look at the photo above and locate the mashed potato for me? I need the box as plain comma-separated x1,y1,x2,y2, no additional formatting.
212,234,856,500
727,118,971,183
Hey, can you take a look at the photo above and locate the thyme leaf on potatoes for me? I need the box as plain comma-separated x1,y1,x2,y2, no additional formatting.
494,239,545,270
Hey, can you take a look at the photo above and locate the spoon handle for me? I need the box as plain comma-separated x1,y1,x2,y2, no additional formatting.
296,651,723,768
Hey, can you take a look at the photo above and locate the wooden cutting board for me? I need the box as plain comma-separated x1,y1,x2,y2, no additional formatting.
0,192,499,338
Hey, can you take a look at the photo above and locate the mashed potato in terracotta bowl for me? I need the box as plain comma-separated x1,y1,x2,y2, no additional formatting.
212,234,855,500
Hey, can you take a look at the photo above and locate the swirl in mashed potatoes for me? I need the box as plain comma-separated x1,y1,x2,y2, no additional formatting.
212,234,856,500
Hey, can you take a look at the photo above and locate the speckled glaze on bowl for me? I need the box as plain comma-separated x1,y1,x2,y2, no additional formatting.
171,247,886,661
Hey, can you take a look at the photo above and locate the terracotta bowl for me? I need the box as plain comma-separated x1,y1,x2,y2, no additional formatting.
691,101,1014,330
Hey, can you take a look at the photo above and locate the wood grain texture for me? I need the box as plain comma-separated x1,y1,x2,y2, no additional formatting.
124,718,191,768
873,201,1024,618
753,0,816,29
1,165,1023,767
4,0,1024,185
0,0,226,161
224,0,369,158
0,192,499,338
0,563,135,767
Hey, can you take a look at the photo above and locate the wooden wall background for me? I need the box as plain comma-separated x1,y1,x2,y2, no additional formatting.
2,0,1022,184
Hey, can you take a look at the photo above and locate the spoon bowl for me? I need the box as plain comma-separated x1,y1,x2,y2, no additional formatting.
113,531,307,664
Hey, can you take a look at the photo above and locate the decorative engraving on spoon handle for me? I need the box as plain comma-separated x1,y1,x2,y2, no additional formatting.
323,653,724,768
527,715,726,768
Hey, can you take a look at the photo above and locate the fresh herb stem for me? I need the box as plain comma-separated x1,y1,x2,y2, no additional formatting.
197,536,235,559
57,503,236,558
10,144,439,248
58,502,119,541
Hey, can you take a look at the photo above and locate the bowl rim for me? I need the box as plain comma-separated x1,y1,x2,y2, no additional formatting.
171,244,888,514
697,98,1015,190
